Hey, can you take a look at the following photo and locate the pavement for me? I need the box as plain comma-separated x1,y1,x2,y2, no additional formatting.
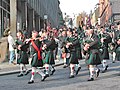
0,59,64,76
0,54,117,76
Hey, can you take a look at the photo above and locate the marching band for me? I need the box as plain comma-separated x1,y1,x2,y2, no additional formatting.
8,23,120,84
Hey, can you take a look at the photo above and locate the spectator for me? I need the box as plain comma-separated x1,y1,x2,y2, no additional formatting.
7,31,16,64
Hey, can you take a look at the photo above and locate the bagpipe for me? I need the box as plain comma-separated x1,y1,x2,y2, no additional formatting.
82,37,93,47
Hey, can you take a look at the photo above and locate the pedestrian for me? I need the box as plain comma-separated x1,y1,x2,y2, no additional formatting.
7,30,16,64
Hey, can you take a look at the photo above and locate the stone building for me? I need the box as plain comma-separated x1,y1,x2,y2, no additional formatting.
99,0,112,26
0,0,63,38
0,0,63,63
99,0,120,25
109,0,120,23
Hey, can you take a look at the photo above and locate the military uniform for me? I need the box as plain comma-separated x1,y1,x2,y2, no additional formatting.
98,29,112,73
29,39,43,67
115,44,120,61
75,36,82,60
115,34,120,61
43,38,56,65
83,34,102,65
99,32,112,60
16,38,29,65
66,36,78,64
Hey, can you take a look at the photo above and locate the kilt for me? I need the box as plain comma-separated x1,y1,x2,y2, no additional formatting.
116,47,120,61
17,51,29,64
102,47,109,60
85,49,102,65
69,52,78,64
76,48,82,60
31,53,43,67
43,51,55,65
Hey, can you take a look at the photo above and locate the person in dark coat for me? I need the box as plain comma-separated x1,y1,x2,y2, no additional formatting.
83,28,101,81
66,30,79,78
73,31,82,75
16,30,29,77
112,22,120,63
99,26,112,73
24,30,48,84
42,33,57,76
115,35,120,61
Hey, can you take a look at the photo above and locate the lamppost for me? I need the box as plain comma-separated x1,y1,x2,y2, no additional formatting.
44,14,48,30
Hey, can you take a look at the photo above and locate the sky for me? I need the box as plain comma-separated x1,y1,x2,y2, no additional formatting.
59,0,99,17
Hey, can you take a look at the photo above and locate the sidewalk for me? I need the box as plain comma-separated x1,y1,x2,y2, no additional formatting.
0,60,64,76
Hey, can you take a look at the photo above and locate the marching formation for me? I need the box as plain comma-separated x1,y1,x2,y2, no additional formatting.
7,22,120,84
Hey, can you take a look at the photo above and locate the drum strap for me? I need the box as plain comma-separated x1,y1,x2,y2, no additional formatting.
31,40,42,60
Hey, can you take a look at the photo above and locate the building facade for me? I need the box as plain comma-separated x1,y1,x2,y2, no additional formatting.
0,0,63,38
99,0,112,26
109,0,120,23
99,0,120,25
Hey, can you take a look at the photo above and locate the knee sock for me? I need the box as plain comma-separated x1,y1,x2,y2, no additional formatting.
70,64,75,75
113,52,116,62
30,67,36,81
45,64,49,75
102,60,107,69
20,64,24,74
89,67,94,78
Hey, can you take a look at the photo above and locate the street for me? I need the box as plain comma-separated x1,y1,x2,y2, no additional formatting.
0,60,120,90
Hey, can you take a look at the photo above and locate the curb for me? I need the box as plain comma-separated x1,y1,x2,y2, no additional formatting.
0,63,64,76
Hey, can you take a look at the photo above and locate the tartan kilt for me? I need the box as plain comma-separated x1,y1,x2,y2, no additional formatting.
85,49,102,65
69,52,78,64
17,51,29,64
102,47,109,60
43,51,55,65
31,53,43,67
116,47,120,61
76,48,82,60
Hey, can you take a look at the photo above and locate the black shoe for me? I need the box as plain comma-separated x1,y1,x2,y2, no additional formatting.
69,75,74,78
101,70,106,73
50,69,56,75
17,73,23,77
96,69,100,78
112,61,115,63
41,74,49,81
102,65,108,73
28,80,34,84
105,65,108,71
76,67,81,75
45,74,49,77
87,78,94,81
43,70,46,74
24,71,30,75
